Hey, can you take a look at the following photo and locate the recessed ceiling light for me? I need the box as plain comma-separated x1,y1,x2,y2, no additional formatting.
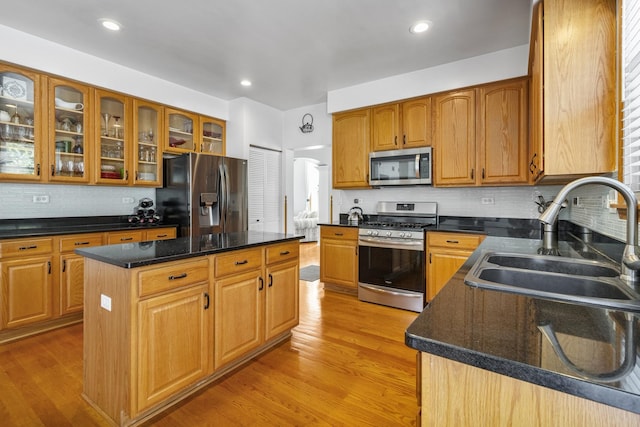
240,80,252,87
99,19,122,31
410,21,431,34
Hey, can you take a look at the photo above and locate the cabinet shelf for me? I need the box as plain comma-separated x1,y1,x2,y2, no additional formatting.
100,157,125,162
0,94,34,107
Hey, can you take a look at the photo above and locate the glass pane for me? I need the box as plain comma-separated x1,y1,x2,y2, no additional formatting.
0,71,36,176
201,120,223,154
53,85,86,178
137,106,158,182
99,97,125,180
168,113,194,150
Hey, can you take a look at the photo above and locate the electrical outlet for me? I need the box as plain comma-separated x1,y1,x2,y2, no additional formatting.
100,294,112,312
353,198,360,204
122,197,135,204
32,195,49,203
572,197,583,208
481,197,495,205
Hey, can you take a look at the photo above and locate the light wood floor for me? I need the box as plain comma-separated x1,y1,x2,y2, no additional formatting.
0,242,419,426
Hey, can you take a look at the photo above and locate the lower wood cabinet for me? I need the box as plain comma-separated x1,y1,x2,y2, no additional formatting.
426,232,484,301
319,225,358,290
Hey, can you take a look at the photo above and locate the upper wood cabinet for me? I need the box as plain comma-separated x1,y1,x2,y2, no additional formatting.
133,99,162,186
94,89,132,185
372,97,431,151
0,64,44,182
477,78,528,185
332,108,371,189
529,0,617,183
433,89,476,186
46,77,92,184
199,116,225,156
165,108,226,156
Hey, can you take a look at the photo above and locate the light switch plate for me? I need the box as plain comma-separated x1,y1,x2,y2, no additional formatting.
100,294,112,312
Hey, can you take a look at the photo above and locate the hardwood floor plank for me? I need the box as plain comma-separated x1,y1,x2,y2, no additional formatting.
0,242,419,426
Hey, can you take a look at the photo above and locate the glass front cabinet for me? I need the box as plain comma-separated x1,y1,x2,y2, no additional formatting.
133,99,162,186
0,64,43,181
165,108,196,153
200,116,225,155
95,89,130,185
46,77,90,183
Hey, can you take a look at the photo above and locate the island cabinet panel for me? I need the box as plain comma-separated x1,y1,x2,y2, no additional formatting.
420,352,640,427
265,258,299,340
137,283,210,412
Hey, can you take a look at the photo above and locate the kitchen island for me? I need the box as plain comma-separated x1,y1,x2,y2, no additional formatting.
406,235,640,426
76,231,303,427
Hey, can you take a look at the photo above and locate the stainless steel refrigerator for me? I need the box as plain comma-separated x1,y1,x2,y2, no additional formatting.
156,153,248,237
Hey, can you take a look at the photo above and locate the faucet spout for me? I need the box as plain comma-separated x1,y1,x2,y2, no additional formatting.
538,177,640,284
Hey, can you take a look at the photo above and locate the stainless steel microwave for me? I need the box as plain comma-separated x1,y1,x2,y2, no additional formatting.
369,147,432,186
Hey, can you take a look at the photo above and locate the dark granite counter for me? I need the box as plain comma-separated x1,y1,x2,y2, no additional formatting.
405,235,640,414
75,231,304,268
0,216,175,239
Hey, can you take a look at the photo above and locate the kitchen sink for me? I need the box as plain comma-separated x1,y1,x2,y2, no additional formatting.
464,252,640,312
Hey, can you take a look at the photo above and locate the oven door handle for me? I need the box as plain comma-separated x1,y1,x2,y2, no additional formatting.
359,283,423,298
358,237,424,250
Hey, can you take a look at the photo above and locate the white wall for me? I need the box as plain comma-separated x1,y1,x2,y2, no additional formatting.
326,45,529,113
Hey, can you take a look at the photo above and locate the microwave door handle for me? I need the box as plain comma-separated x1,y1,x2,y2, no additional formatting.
415,154,420,178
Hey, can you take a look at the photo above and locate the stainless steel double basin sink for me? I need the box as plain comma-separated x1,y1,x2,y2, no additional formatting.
464,252,640,312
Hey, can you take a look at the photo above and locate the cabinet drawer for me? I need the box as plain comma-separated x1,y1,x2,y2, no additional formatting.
265,241,299,265
320,226,358,240
138,258,210,298
0,238,53,258
106,230,144,245
214,248,263,277
58,233,104,253
143,227,176,241
427,232,484,250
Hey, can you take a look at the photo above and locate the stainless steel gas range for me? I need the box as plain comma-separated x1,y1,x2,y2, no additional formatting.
357,201,437,312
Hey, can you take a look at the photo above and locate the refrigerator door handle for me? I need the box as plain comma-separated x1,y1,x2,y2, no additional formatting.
219,163,228,231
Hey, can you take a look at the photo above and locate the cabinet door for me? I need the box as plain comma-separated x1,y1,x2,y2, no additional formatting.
320,238,357,288
214,269,264,368
133,99,162,186
372,104,400,151
95,89,131,185
433,90,476,186
529,1,544,182
106,230,144,245
60,253,84,315
332,109,371,188
1,256,53,329
165,108,197,153
46,77,91,183
426,248,471,301
137,284,210,412
265,259,299,340
143,227,176,242
402,97,431,148
199,116,225,155
477,79,528,185
0,64,44,182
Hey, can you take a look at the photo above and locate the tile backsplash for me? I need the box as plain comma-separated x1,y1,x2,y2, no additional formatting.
0,183,155,219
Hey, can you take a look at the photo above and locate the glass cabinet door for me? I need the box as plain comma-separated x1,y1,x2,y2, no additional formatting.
95,89,130,185
133,99,162,186
165,108,196,152
47,78,90,183
0,65,42,181
199,116,225,155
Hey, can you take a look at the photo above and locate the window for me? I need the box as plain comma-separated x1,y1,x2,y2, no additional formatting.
622,0,640,191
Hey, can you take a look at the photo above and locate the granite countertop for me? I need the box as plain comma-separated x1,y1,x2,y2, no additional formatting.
0,216,176,240
75,231,303,268
405,235,640,414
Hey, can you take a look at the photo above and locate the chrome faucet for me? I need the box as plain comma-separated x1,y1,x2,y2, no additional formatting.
538,176,640,284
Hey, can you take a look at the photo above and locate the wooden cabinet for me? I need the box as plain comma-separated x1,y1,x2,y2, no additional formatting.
94,89,131,185
426,232,484,301
332,109,371,188
46,77,91,183
477,78,528,185
213,241,299,369
164,108,226,155
528,0,616,183
199,116,225,155
144,227,177,241
372,97,431,151
106,229,144,245
433,89,476,186
57,233,104,315
319,226,358,290
0,237,54,329
0,64,44,182
132,99,162,186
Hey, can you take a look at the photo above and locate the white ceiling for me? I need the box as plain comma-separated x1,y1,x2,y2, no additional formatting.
1,0,532,111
